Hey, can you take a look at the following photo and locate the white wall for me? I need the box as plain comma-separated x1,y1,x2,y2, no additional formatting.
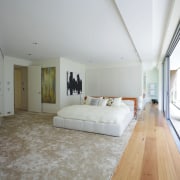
3,56,32,115
60,57,86,109
2,55,143,113
32,59,60,113
3,56,85,113
0,50,4,116
86,64,142,97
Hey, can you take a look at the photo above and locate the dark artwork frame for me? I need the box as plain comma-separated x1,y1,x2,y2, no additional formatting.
67,71,82,96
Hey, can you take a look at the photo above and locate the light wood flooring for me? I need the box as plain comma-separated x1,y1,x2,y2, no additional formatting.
112,103,180,180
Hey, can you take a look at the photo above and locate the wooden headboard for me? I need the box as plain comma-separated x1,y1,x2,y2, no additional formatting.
84,96,137,116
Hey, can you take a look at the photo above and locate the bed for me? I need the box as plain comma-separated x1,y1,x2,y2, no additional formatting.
53,97,137,136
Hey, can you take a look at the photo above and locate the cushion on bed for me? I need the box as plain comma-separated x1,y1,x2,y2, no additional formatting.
85,96,103,105
111,97,122,107
90,98,100,106
106,97,122,106
107,98,114,106
85,96,92,105
98,99,108,107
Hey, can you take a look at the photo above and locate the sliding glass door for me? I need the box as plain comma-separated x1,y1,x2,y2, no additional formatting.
163,21,180,141
163,57,170,120
169,41,180,138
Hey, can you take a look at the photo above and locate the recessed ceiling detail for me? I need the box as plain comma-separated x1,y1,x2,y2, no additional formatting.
0,0,175,65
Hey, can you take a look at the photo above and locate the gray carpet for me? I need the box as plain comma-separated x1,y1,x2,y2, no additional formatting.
0,111,136,180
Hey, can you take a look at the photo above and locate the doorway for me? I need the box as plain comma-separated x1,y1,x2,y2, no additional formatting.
14,65,28,112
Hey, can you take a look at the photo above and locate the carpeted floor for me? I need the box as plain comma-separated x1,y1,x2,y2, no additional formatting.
0,111,136,180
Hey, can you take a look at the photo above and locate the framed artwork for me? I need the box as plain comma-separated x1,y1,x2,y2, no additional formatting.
41,67,56,103
67,71,82,96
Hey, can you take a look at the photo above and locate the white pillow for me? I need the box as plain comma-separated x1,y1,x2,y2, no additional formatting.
85,96,92,105
98,99,108,107
90,98,100,106
111,97,122,107
85,96,103,105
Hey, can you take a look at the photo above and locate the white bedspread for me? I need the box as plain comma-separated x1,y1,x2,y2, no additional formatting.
57,104,130,124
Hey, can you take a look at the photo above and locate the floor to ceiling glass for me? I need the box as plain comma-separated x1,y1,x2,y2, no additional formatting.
169,41,180,138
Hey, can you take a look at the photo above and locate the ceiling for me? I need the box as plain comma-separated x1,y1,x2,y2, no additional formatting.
0,0,177,66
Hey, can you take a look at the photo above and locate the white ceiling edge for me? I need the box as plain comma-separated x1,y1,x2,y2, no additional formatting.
113,0,142,63
152,0,173,62
4,55,32,64
2,54,141,70
115,0,174,64
85,61,141,70
114,0,153,62
157,0,180,66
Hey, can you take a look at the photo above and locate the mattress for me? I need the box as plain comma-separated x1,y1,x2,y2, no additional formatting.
53,102,134,136
53,112,133,136
57,104,130,124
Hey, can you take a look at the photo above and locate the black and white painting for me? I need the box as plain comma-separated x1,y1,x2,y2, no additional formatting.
67,71,82,95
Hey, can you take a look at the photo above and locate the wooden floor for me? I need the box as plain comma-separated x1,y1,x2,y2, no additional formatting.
112,103,180,180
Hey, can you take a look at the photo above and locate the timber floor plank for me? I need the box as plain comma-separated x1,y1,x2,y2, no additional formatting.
112,103,180,180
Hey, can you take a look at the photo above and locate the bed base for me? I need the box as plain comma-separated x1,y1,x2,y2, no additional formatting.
53,112,133,137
